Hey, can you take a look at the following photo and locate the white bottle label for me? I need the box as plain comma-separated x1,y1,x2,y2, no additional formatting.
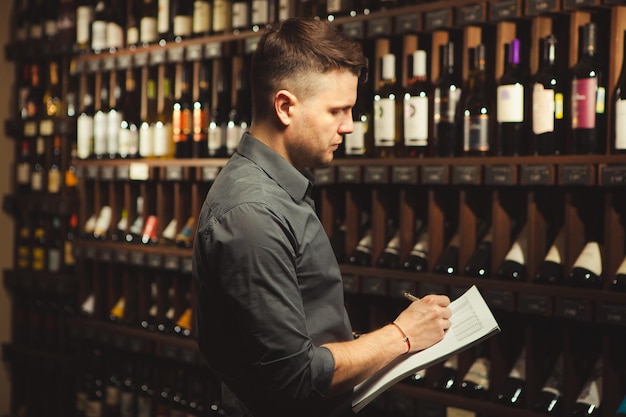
508,348,526,380
107,109,122,156
139,122,154,157
232,2,249,28
572,242,603,276
226,123,242,154
575,360,602,407
158,0,171,34
410,231,429,257
544,229,564,264
17,163,30,185
384,231,401,256
532,83,555,135
193,1,212,34
497,83,524,123
355,231,373,254
208,123,223,155
374,98,395,147
93,110,108,156
345,120,366,156
77,114,94,159
616,99,626,150
106,22,124,50
463,357,490,389
504,225,528,265
76,6,94,45
404,94,429,146
153,121,172,157
252,0,269,25
616,256,626,275
91,20,107,51
140,17,158,44
173,16,192,37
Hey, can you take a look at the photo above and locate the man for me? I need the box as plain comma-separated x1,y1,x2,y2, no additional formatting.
192,17,451,417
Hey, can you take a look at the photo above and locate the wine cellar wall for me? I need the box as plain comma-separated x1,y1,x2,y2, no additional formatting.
3,0,626,417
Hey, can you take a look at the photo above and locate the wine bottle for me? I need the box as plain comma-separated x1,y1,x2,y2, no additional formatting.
173,63,193,159
535,227,565,285
17,213,32,270
93,206,113,240
433,231,460,275
119,360,136,417
76,0,94,53
571,22,606,155
571,358,602,417
104,353,122,417
228,55,251,155
16,139,31,194
464,226,492,278
175,216,196,248
85,349,105,417
568,240,603,289
47,135,62,194
90,0,107,53
532,35,565,155
458,344,490,400
496,222,528,281
344,82,373,157
107,0,125,52
251,0,271,32
107,70,124,159
48,215,63,273
125,196,144,244
125,0,140,48
432,354,458,392
157,287,176,333
139,67,157,158
77,77,95,159
140,282,158,331
348,228,373,266
403,229,429,272
232,0,251,32
212,0,232,34
111,209,128,242
497,38,529,156
377,229,401,269
374,53,402,158
160,218,178,246
192,62,210,158
119,69,140,159
94,71,110,159
26,63,44,121
403,50,431,157
611,255,626,292
30,137,46,194
64,213,78,274
153,71,174,158
434,42,462,157
157,0,172,43
140,0,159,46
533,353,564,415
612,30,626,154
461,45,492,155
495,347,526,407
109,296,125,322
172,0,193,41
140,214,159,245
43,60,63,121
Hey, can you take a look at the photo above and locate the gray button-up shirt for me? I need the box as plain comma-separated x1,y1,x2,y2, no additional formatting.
193,133,353,416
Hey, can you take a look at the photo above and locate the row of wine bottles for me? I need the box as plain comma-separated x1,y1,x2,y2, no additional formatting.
11,0,433,57
401,346,617,417
16,211,77,274
346,221,626,291
81,197,196,248
344,22,626,159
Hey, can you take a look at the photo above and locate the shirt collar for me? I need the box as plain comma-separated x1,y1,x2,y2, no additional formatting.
236,132,313,204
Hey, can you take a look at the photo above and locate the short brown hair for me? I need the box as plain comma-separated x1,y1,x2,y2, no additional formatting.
250,17,367,120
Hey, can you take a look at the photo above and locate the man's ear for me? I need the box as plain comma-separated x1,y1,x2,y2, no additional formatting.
274,89,297,126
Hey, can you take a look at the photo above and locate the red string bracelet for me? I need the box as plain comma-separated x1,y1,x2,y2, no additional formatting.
390,321,410,354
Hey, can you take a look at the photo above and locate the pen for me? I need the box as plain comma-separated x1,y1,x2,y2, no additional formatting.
403,292,420,302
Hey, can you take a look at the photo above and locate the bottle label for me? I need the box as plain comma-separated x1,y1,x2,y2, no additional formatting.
193,107,209,141
174,16,193,37
48,169,61,194
572,78,598,129
106,22,124,50
226,124,242,154
497,84,524,122
137,396,152,417
120,391,135,417
16,162,30,185
575,361,602,407
193,1,212,34
106,386,121,406
355,231,373,254
107,110,122,155
91,20,107,51
119,125,136,157
616,99,626,150
544,229,564,264
404,95,429,146
85,401,103,417
173,108,192,142
617,256,626,275
158,0,171,34
463,357,490,389
208,124,223,155
410,231,429,257
374,98,396,147
139,123,155,157
508,348,526,379
127,27,139,47
572,242,602,276
463,115,489,152
278,0,292,21
232,2,249,28
345,120,366,156
153,122,172,157
384,232,401,256
94,206,112,236
252,0,269,25
434,86,462,124
48,248,61,273
140,17,158,44
64,240,75,268
94,110,108,156
213,0,231,32
77,114,94,159
31,171,43,192
327,0,342,13
504,226,528,264
532,84,555,134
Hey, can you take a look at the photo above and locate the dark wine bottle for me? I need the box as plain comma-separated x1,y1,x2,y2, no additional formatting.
464,226,492,278
433,42,462,157
433,231,460,275
348,228,373,267
403,229,429,272
532,34,565,155
402,50,431,157
377,229,401,269
533,353,564,415
571,22,606,155
571,358,602,417
497,38,529,156
344,82,374,157
432,354,458,392
462,44,492,156
612,30,626,154
373,53,402,158
611,256,626,292
568,240,603,288
496,223,528,281
495,347,526,407
172,63,193,159
535,227,565,285
458,344,491,400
